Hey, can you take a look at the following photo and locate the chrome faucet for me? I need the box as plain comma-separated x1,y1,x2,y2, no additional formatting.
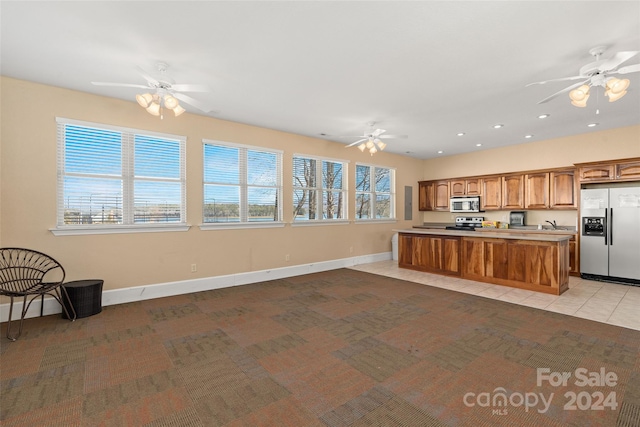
545,220,557,230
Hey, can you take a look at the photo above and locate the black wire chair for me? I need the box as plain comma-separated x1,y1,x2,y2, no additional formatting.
0,248,76,340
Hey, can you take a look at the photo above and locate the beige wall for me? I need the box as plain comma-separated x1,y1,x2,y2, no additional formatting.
421,125,640,227
0,77,423,292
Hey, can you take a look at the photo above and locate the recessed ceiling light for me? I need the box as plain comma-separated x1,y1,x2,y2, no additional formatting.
457,132,465,136
493,124,504,129
525,135,533,139
476,143,482,147
538,114,550,119
437,150,444,154
587,123,599,127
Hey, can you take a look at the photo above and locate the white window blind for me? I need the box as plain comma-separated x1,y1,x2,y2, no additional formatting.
203,140,282,223
355,163,395,220
56,118,186,229
293,155,347,221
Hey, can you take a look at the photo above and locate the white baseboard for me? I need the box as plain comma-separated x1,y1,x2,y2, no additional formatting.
0,252,391,323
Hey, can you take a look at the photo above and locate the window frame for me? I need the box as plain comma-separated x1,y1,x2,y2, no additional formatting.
52,117,188,236
292,154,349,226
200,139,284,230
354,163,396,223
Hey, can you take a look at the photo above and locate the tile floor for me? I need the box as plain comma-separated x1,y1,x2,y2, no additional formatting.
350,260,640,331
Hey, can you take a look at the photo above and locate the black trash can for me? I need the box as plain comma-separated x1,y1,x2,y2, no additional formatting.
62,279,104,319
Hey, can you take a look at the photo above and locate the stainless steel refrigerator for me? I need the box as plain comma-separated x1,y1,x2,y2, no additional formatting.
580,186,640,284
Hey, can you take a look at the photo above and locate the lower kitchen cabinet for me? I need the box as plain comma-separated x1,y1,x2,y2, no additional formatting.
399,234,461,276
399,232,570,295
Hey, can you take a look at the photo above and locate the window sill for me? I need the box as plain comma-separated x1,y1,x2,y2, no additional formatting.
354,219,398,224
291,220,350,227
199,222,286,230
50,224,191,236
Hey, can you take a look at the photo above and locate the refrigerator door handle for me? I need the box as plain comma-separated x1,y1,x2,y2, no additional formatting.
609,208,613,246
604,208,608,245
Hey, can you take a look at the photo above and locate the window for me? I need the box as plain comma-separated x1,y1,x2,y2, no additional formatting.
55,118,186,234
203,140,282,226
355,164,395,220
293,155,347,222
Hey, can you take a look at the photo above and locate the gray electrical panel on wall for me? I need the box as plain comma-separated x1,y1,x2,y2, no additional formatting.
404,186,412,220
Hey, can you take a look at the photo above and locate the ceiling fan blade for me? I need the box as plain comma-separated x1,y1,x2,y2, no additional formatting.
537,79,589,104
379,135,408,139
345,138,368,148
372,129,386,137
91,82,150,89
171,84,210,92
172,92,214,113
334,135,367,138
136,66,160,86
615,63,640,74
598,51,639,72
526,75,585,87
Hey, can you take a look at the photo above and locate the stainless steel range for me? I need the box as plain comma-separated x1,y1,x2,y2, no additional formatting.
445,216,484,231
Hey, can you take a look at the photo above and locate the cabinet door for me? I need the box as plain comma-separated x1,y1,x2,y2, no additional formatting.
616,161,640,181
481,176,502,210
569,238,578,275
465,178,481,196
502,174,525,209
418,181,434,211
398,234,413,266
434,181,450,211
525,172,549,209
450,179,466,196
579,165,614,182
550,169,577,209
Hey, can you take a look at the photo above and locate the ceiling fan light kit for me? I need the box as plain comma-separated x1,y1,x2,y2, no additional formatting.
340,121,407,156
528,47,639,108
93,62,211,119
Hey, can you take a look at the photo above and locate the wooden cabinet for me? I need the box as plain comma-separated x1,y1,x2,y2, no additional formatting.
569,236,578,276
525,172,550,209
577,158,640,183
418,181,434,211
433,181,450,211
616,160,640,181
450,178,481,196
418,180,449,211
525,169,577,210
502,174,525,209
462,236,569,295
399,233,461,276
481,176,502,210
550,169,577,209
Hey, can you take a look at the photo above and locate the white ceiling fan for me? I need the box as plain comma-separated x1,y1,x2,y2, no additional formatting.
92,62,214,116
527,47,640,106
337,122,408,155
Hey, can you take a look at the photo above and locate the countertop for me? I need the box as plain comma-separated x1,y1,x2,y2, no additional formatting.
413,224,576,235
397,228,572,242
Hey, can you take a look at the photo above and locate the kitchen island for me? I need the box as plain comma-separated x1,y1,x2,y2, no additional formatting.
396,229,571,295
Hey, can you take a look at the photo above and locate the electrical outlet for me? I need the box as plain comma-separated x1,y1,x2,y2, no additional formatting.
285,254,290,261
191,264,197,273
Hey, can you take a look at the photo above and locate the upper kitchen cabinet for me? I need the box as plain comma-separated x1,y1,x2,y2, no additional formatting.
616,160,640,181
433,181,450,211
525,172,550,209
481,176,502,210
418,181,434,211
549,169,577,209
525,169,577,210
502,174,525,209
577,157,640,183
419,180,450,211
450,178,481,196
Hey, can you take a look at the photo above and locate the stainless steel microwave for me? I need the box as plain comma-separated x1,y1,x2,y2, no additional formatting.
450,196,481,213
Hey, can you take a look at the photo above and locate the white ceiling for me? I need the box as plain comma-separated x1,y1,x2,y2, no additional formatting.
2,1,639,159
